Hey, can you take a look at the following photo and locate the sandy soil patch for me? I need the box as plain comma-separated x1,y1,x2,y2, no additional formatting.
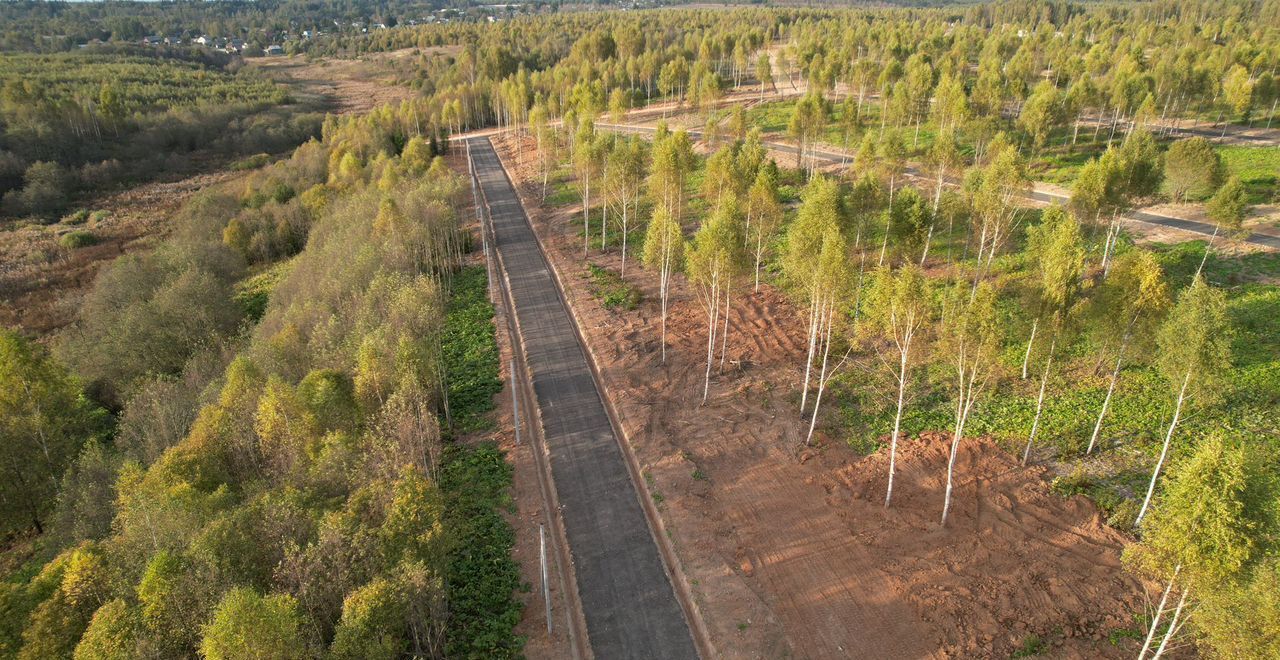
253,48,449,115
493,132,1154,659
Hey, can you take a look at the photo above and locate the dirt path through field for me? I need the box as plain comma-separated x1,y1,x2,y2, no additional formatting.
493,133,1152,658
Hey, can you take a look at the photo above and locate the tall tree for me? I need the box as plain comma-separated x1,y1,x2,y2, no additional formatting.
939,281,1000,525
0,329,106,536
1136,276,1233,525
573,118,603,257
745,166,783,292
687,198,746,403
863,264,933,507
1020,207,1085,465
1086,250,1170,454
641,206,684,364
784,175,841,412
804,227,851,446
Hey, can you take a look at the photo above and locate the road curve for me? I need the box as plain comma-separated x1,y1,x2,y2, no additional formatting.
466,137,700,660
597,123,1280,251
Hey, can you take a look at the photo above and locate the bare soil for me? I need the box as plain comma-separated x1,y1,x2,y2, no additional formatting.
493,133,1154,659
0,169,246,337
253,49,450,115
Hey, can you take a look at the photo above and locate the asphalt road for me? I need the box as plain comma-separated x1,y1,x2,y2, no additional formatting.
598,123,1280,251
467,137,699,660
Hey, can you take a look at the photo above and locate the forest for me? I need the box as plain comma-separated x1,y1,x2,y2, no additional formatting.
2,0,1279,657
0,45,321,220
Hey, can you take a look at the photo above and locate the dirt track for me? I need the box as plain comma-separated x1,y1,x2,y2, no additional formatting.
494,133,1153,658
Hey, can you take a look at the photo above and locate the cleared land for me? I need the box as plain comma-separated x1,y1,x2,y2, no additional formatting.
494,132,1153,658
252,48,450,115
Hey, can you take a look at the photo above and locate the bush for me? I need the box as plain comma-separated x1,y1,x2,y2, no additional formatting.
231,153,273,171
58,231,97,250
60,209,90,225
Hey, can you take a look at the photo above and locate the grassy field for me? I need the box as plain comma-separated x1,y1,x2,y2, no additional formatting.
1219,145,1280,204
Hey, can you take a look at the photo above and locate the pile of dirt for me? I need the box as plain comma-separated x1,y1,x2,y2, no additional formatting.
491,134,1151,659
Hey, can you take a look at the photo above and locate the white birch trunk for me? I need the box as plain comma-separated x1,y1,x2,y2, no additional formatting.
1021,319,1038,380
1139,568,1180,660
1087,352,1124,454
1151,587,1190,660
886,338,911,507
1021,341,1055,466
1136,370,1192,525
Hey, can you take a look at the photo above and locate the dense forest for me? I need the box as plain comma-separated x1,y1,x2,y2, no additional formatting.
2,0,1278,656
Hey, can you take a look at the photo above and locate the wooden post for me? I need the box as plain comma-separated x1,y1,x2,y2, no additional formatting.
540,524,551,635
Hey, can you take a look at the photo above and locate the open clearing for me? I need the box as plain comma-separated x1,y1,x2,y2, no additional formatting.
252,47,451,115
494,133,1152,658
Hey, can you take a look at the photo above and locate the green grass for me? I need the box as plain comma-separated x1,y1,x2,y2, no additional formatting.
442,265,503,436
585,262,642,310
57,230,96,249
1218,145,1280,204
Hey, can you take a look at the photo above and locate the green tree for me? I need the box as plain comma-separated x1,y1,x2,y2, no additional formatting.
1130,434,1274,656
1136,277,1233,525
1085,250,1169,454
1222,64,1255,121
200,588,308,660
1019,208,1085,463
0,329,105,536
1163,137,1223,202
687,198,746,403
939,281,1000,525
642,206,684,364
74,599,138,660
1206,175,1250,238
862,264,933,507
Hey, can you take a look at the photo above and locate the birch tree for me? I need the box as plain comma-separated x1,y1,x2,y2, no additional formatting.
745,166,782,292
1130,434,1269,658
783,175,841,412
641,206,684,363
647,126,694,223
605,137,646,275
966,140,1031,283
1020,207,1085,465
863,263,933,507
573,119,603,257
1136,276,1233,525
1085,250,1169,454
687,198,746,403
530,103,559,200
804,227,852,446
939,281,1000,525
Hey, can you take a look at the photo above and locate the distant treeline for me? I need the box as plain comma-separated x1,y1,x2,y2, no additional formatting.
0,47,320,220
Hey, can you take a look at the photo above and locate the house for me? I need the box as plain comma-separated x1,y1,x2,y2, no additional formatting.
142,36,163,46
163,36,182,46
194,35,211,46
265,45,284,56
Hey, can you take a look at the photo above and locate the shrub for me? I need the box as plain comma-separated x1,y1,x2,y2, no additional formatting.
59,231,97,250
61,209,90,225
